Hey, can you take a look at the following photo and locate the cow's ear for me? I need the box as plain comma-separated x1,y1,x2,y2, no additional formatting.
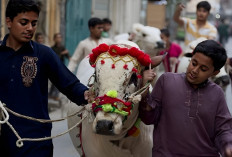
150,52,168,68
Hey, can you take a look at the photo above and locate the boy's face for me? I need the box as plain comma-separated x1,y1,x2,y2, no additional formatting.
6,11,38,44
196,8,209,22
160,33,168,43
103,23,112,32
54,34,62,44
186,52,219,87
36,35,44,44
90,24,103,39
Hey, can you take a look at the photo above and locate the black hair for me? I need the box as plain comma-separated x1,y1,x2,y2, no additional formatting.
88,17,103,28
102,18,112,25
160,28,170,37
6,0,40,20
193,40,227,71
197,1,211,12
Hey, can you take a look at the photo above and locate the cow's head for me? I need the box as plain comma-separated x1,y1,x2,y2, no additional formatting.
88,41,162,136
131,23,165,57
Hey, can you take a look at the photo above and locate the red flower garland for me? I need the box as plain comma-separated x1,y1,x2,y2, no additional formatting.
123,64,128,70
101,60,105,64
89,43,151,66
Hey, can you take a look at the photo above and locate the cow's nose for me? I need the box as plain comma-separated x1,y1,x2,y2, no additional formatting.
96,120,114,135
156,41,165,48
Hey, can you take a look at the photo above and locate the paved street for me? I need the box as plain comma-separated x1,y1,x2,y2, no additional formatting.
49,102,80,157
50,37,232,157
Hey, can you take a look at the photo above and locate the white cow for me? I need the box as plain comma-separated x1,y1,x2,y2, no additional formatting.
114,23,165,58
67,41,164,157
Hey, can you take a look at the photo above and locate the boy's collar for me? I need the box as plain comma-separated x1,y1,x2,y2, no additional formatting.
1,34,34,50
184,73,209,89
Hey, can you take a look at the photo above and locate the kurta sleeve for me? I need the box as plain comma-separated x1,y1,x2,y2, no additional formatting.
139,74,164,125
47,48,88,105
214,90,232,155
68,41,85,73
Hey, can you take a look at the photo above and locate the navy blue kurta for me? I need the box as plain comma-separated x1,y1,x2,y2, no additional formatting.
0,35,88,157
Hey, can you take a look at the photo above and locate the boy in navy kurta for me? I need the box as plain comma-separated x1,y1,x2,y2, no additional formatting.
140,40,232,157
0,0,90,156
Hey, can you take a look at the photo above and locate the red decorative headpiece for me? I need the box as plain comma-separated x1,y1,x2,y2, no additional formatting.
89,43,151,67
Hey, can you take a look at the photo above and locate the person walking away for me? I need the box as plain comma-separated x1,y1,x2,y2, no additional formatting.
0,1,92,156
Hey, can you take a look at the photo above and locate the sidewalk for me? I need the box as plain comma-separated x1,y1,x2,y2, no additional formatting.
49,104,80,157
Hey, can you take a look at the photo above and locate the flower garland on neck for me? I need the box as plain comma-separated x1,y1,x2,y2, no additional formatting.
89,43,151,78
92,90,133,117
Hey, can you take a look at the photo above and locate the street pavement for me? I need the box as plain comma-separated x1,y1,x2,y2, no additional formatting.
50,37,232,157
49,102,80,157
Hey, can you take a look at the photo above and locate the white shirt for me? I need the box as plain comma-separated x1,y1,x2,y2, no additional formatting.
68,37,113,72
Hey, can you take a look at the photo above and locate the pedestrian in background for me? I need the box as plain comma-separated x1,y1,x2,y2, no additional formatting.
101,18,112,38
49,33,70,101
173,1,217,48
35,32,45,44
217,18,230,47
51,33,70,64
140,40,232,157
159,28,182,72
0,0,91,156
68,17,112,73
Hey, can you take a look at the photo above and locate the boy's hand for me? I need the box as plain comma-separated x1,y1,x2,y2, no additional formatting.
225,144,232,157
142,69,156,86
176,3,185,12
84,90,95,103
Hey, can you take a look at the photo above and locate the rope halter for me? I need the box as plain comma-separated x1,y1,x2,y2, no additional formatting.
0,101,9,124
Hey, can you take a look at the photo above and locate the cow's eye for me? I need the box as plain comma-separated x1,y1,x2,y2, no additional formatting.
128,73,138,87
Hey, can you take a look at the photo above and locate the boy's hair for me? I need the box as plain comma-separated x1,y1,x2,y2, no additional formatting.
6,0,41,20
193,40,227,71
88,17,103,28
160,28,170,37
197,1,211,12
102,18,112,25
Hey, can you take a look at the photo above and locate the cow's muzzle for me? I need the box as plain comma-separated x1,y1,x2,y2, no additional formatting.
96,120,114,135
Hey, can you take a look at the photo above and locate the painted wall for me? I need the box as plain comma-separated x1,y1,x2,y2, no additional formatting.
65,0,92,56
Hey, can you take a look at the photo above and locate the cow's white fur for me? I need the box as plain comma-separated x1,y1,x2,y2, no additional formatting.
114,23,164,57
